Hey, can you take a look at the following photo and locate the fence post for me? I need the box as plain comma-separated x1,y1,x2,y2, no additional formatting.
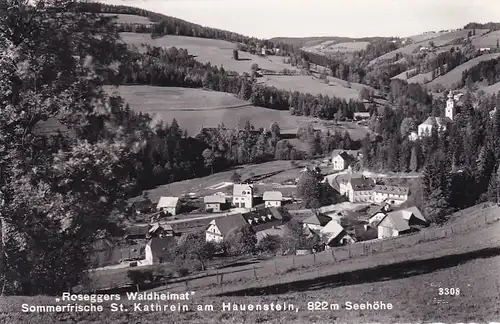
331,249,336,261
348,247,352,259
274,260,278,275
220,273,224,285
253,265,258,279
216,269,219,284
313,252,316,264
293,256,296,268
136,284,139,293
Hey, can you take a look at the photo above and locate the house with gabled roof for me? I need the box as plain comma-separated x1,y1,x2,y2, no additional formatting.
263,191,283,207
156,196,181,215
232,184,254,209
144,236,178,265
320,220,356,247
124,225,150,240
332,151,356,171
377,206,426,239
205,213,249,243
302,213,332,231
149,223,174,237
204,195,230,213
339,176,376,202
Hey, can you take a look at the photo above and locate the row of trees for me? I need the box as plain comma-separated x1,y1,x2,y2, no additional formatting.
460,56,500,87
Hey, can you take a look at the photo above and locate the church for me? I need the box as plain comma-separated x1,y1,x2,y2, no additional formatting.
410,91,460,140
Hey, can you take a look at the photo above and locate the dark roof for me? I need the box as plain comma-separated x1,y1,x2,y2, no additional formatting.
378,212,410,232
253,219,282,233
353,225,378,241
214,214,249,237
349,177,375,191
373,185,409,195
303,213,332,226
367,203,392,215
147,237,178,258
124,225,150,237
204,195,227,204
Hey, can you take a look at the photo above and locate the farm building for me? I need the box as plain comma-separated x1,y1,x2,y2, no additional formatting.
377,206,426,239
263,191,283,207
149,223,174,237
302,213,332,232
339,176,376,203
126,196,152,214
205,213,248,243
124,225,150,240
232,184,254,209
144,236,178,265
320,220,356,247
204,195,230,212
156,196,181,215
354,112,371,120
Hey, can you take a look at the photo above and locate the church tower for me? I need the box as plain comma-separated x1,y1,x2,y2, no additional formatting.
445,91,456,121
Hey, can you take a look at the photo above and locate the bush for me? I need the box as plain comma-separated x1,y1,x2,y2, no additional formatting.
127,269,154,286
257,235,282,255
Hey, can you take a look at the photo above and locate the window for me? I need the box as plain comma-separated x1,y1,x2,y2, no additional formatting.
242,191,246,195
241,202,246,208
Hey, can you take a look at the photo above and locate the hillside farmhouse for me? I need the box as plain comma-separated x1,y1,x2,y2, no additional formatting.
126,196,152,214
372,185,410,204
144,236,177,265
205,213,248,243
124,225,150,240
204,195,230,212
332,151,356,171
149,223,174,237
302,213,332,231
263,191,283,207
156,196,181,215
320,220,356,247
232,184,254,209
377,206,427,239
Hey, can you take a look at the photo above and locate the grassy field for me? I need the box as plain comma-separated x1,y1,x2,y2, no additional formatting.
260,74,362,100
370,29,487,65
104,85,315,135
103,13,155,24
472,30,500,48
406,31,448,43
428,52,500,89
119,33,298,75
302,40,370,54
481,81,500,95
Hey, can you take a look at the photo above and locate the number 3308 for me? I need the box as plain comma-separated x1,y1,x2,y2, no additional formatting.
439,288,460,295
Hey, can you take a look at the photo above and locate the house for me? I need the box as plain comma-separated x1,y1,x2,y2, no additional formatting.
255,225,284,242
320,220,356,247
126,196,152,214
205,213,249,243
263,191,283,207
332,151,355,171
490,107,497,120
377,206,426,239
354,112,371,120
338,176,376,202
302,213,332,232
372,185,410,205
149,223,174,237
156,196,181,215
124,225,150,240
368,203,392,225
144,236,177,265
232,184,254,209
417,116,450,137
204,195,230,212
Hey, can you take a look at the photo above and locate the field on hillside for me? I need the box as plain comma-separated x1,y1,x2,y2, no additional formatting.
104,85,315,135
428,52,500,88
119,33,298,74
472,30,500,48
103,13,154,24
407,70,434,84
302,40,370,55
406,31,448,43
370,29,488,65
391,68,416,81
260,75,362,100
481,81,500,95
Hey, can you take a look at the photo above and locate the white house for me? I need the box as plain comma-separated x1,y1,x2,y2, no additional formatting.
372,185,410,205
232,184,254,209
332,151,355,171
156,196,181,215
377,206,426,239
263,191,283,207
144,237,177,265
205,213,249,243
338,176,376,202
203,195,229,212
320,220,356,247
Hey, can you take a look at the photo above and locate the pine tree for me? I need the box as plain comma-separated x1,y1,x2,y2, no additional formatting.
410,144,419,172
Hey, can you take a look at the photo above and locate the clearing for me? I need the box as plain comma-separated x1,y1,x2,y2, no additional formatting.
302,40,370,55
119,32,298,74
102,13,155,24
427,52,500,89
472,30,500,48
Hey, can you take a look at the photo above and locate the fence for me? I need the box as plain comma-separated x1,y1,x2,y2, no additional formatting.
89,205,500,294
156,204,500,294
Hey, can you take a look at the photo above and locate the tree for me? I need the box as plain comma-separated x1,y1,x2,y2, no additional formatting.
174,231,216,271
497,38,499,50
251,63,259,72
296,170,321,208
0,0,139,295
232,49,239,60
256,235,282,255
400,117,416,137
410,144,419,172
202,149,216,174
225,224,257,256
230,171,242,183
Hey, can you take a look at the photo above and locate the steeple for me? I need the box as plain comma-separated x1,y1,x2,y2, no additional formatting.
445,91,455,121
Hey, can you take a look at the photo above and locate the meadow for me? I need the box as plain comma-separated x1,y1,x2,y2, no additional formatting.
103,13,155,24
428,52,500,89
472,29,500,48
302,40,370,54
119,32,298,75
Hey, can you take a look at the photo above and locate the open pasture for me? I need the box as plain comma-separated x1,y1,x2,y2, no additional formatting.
302,40,370,54
472,30,500,48
102,13,155,24
119,33,298,74
428,52,500,89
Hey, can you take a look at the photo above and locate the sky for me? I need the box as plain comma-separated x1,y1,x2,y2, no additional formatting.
104,0,500,39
